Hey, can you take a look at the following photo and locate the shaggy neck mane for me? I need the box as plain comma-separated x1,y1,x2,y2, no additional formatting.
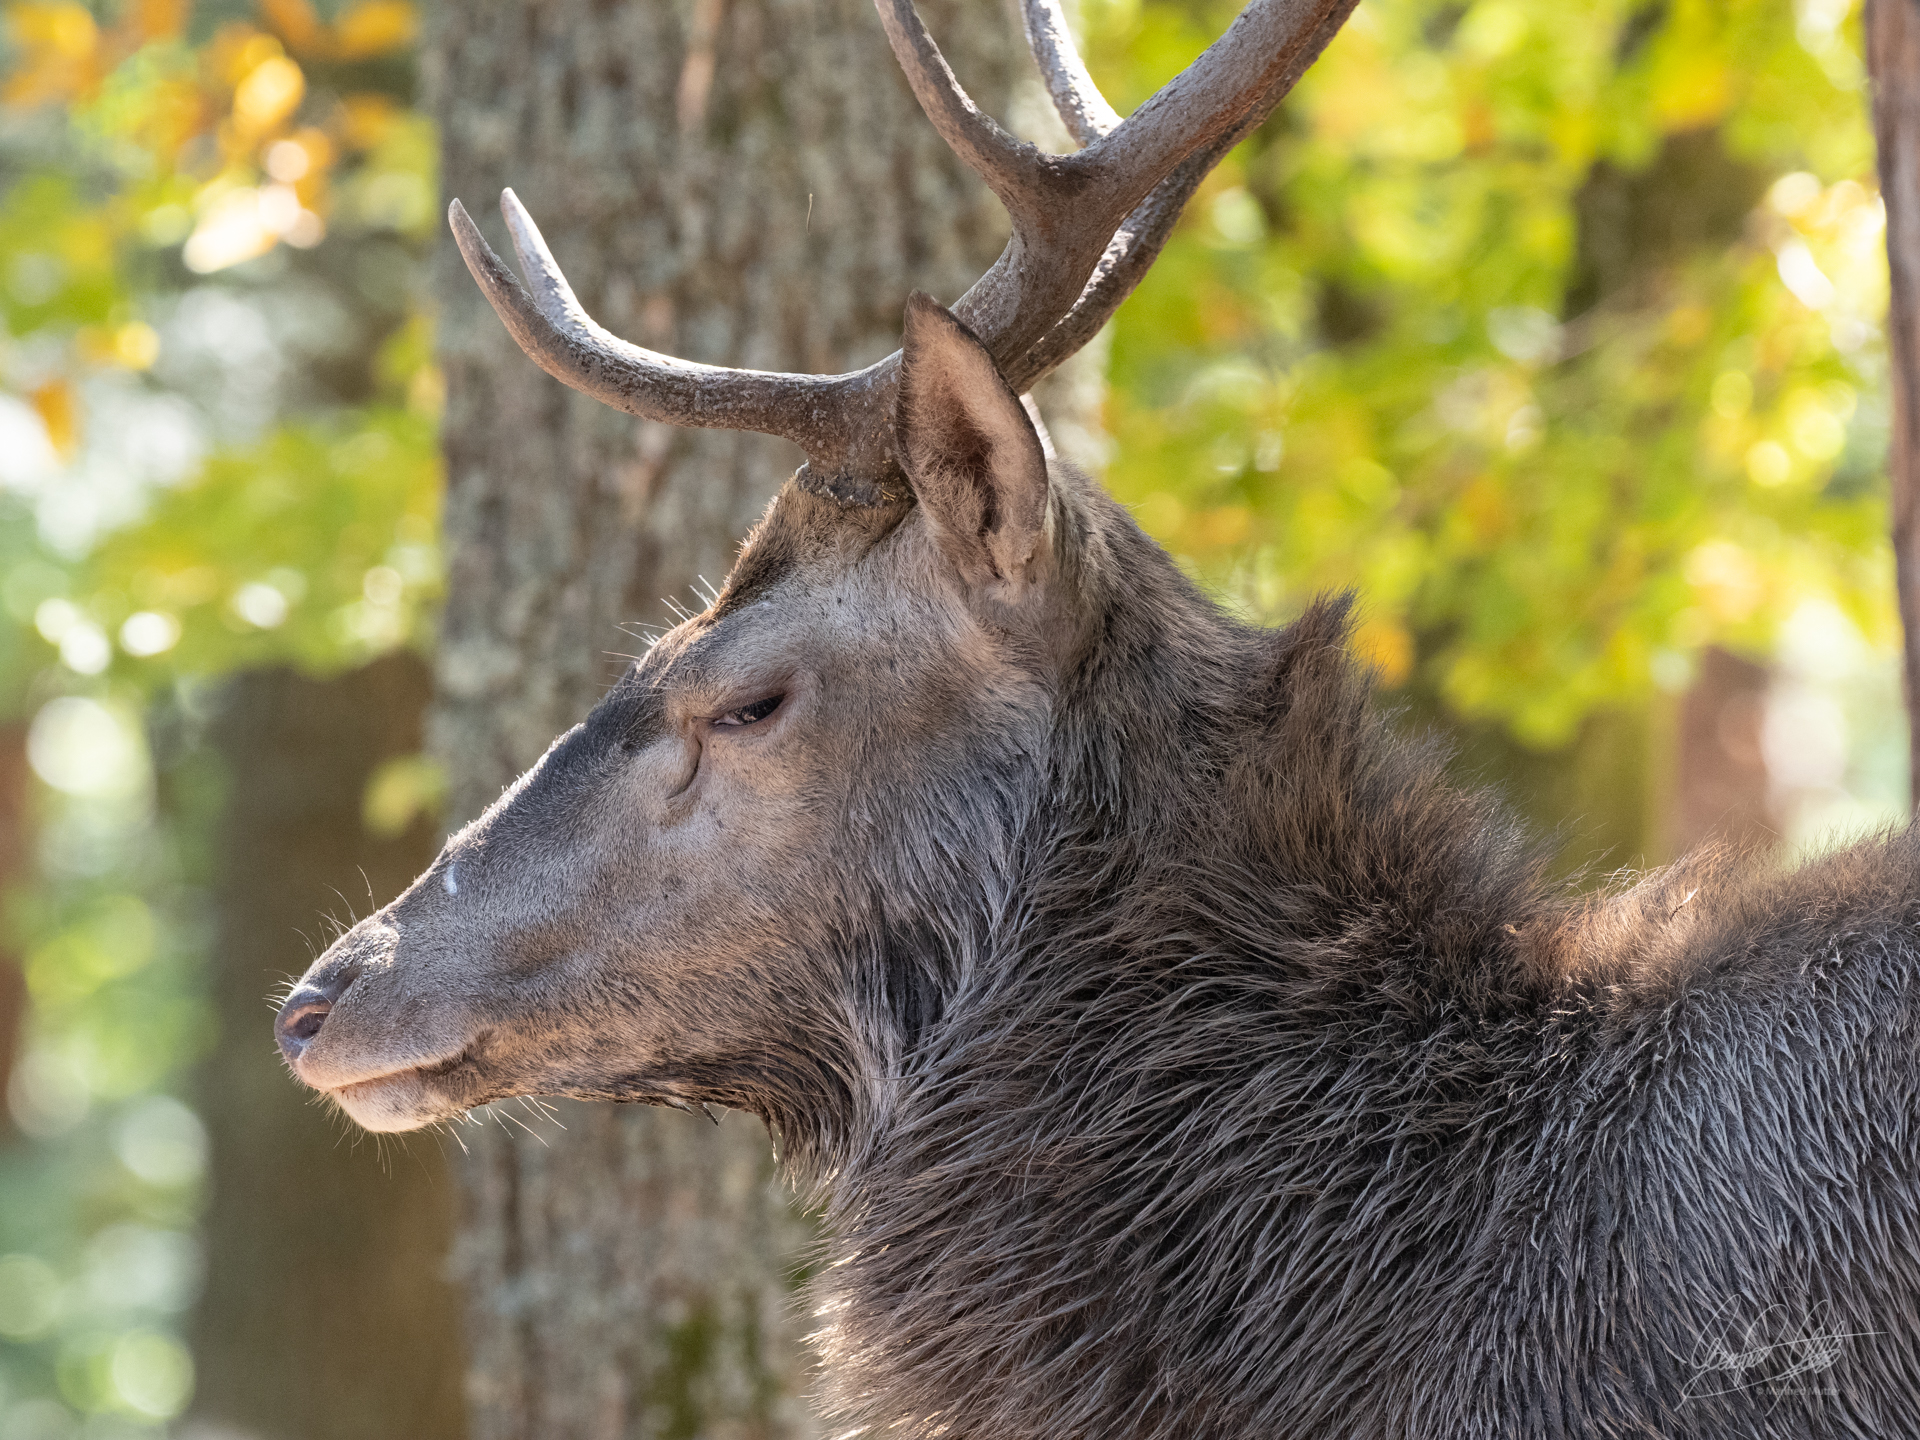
678,481,1920,1440
801,490,1596,1436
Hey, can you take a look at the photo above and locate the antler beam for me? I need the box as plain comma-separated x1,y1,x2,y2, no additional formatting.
448,195,900,488
452,0,1357,495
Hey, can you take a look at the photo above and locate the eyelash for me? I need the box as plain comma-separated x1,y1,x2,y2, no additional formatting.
713,695,783,728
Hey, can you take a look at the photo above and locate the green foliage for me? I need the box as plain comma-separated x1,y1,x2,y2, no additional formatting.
0,0,442,707
1087,0,1889,749
0,702,218,1431
84,404,439,680
0,4,436,1431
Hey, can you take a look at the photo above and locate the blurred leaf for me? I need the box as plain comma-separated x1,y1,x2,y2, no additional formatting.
83,406,441,679
1092,0,1889,748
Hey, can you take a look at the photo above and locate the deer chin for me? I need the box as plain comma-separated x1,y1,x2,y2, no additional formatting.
327,1067,465,1133
297,1040,491,1133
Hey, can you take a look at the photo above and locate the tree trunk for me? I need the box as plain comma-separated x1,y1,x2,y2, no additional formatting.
191,653,464,1440
1870,0,1920,813
1661,645,1778,859
424,1,1021,1434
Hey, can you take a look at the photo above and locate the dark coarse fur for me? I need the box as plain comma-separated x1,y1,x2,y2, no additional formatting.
803,479,1920,1439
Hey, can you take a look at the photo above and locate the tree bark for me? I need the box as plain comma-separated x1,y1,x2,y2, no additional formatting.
424,1,1021,1434
1869,0,1920,813
190,653,464,1440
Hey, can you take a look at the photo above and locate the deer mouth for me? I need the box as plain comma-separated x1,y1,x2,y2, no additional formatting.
326,1070,447,1133
315,1043,491,1133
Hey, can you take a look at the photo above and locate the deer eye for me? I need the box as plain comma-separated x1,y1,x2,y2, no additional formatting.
713,695,782,728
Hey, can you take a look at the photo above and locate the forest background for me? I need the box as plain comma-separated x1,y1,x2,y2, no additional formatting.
0,0,1899,1435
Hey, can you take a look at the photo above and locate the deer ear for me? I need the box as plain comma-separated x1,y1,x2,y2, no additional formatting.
895,292,1049,588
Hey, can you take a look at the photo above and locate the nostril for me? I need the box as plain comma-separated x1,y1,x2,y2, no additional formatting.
287,1004,329,1042
275,988,336,1062
274,958,365,1063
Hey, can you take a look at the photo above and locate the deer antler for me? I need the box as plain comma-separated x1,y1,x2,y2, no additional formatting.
1020,0,1122,148
451,0,1357,498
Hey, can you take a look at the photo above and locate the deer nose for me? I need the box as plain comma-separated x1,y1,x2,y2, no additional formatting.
276,972,353,1063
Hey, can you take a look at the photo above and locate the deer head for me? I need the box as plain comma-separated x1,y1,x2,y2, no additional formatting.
276,0,1357,1155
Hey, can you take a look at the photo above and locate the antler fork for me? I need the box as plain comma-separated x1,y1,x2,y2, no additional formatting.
450,0,1358,500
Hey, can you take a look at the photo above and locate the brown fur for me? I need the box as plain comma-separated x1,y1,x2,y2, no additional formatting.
279,304,1920,1437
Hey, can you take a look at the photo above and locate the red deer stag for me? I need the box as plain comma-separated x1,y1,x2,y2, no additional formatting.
277,0,1920,1434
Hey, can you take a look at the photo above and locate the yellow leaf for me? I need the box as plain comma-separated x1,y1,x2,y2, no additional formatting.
1745,439,1792,487
335,0,416,58
232,52,304,133
336,91,396,151
258,0,327,55
1458,476,1510,544
129,0,188,42
7,1,95,58
208,25,281,85
1650,54,1730,132
114,323,162,370
29,378,79,458
155,76,210,153
1353,616,1414,687
183,187,279,273
268,124,336,184
1460,96,1496,154
2,1,100,106
1191,505,1252,550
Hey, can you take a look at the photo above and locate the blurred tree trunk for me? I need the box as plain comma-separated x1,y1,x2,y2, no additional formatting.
1869,0,1920,812
1662,646,1778,859
425,0,1021,1434
190,653,464,1440
0,723,27,1139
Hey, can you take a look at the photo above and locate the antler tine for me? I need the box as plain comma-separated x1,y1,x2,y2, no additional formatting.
1012,0,1354,389
1072,0,1354,212
1020,0,1120,149
902,0,1354,389
450,196,898,486
498,187,597,334
454,0,1358,495
873,0,1061,228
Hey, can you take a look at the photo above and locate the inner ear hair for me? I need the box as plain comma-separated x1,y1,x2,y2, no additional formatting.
895,292,1050,586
